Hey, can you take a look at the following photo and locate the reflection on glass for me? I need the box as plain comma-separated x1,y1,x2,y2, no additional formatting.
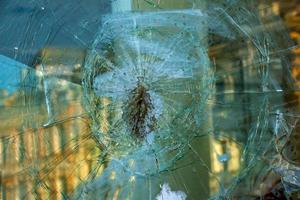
0,0,300,200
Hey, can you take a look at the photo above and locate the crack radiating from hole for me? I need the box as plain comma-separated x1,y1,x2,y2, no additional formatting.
123,83,156,138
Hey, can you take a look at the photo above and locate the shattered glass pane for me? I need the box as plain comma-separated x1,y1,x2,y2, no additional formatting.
0,0,300,199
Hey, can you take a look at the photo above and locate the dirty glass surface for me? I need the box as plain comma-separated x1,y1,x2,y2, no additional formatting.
0,0,300,199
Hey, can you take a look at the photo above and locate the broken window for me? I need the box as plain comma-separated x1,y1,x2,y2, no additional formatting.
0,0,299,199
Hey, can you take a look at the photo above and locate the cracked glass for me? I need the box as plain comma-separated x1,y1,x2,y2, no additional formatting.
0,0,300,199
